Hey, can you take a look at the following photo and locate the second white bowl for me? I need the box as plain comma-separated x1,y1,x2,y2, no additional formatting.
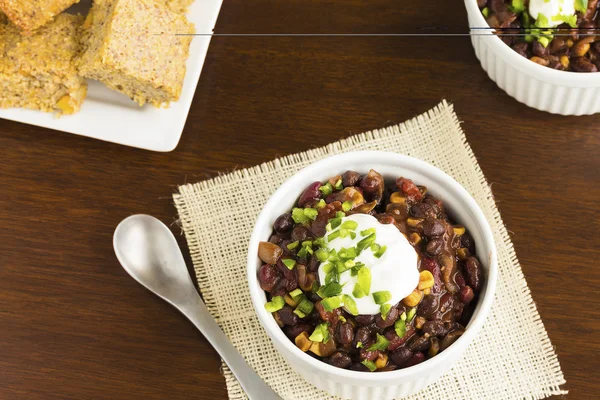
464,0,600,115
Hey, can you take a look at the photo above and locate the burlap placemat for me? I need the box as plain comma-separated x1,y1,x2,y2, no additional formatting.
173,100,567,400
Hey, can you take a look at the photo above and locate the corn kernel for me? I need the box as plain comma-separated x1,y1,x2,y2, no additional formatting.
572,42,590,57
560,56,569,69
453,225,465,236
423,288,431,295
566,39,574,48
415,316,426,329
418,270,434,290
409,232,421,245
295,332,312,352
402,289,423,307
375,353,388,369
406,217,423,228
55,95,75,114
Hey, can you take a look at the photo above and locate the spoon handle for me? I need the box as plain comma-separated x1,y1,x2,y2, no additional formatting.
179,292,282,400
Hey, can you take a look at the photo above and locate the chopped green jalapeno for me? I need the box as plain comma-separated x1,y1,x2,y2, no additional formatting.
296,298,315,315
322,263,335,274
357,233,376,254
406,307,417,322
264,296,285,312
289,288,303,299
309,323,330,343
303,208,318,220
372,291,392,305
400,311,407,321
317,282,343,298
315,199,326,209
321,296,342,311
329,217,342,230
380,303,392,320
287,241,299,250
575,0,588,13
352,285,366,298
315,248,330,262
293,309,306,318
342,294,358,315
319,183,333,196
342,201,353,212
356,341,363,348
394,319,407,338
282,258,296,270
335,211,345,218
334,179,343,190
481,6,489,17
327,230,340,242
360,228,376,237
367,333,390,351
341,220,358,230
357,267,371,295
361,360,377,372
373,245,387,258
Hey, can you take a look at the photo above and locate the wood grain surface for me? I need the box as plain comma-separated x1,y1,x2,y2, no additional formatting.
1,1,598,399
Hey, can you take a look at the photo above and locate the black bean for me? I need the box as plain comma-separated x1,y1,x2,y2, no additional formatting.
410,203,437,219
273,213,294,233
327,351,352,369
460,232,476,254
291,225,314,242
389,346,413,366
354,315,375,326
417,295,439,319
278,306,299,326
354,326,372,347
337,322,355,345
477,0,487,7
532,40,549,57
284,323,312,340
440,328,465,351
258,264,281,292
422,320,448,337
425,239,443,256
422,218,445,237
571,57,598,73
342,170,361,187
408,335,431,352
512,42,529,58
349,363,370,372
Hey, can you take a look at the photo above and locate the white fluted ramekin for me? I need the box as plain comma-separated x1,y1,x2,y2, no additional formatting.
247,151,498,400
464,0,600,115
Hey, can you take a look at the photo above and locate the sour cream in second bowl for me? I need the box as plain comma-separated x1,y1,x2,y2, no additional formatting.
317,213,419,315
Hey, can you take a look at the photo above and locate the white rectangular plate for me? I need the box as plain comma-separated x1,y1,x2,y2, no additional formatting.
0,0,223,152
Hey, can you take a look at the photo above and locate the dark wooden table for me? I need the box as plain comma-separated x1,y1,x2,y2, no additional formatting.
1,1,598,399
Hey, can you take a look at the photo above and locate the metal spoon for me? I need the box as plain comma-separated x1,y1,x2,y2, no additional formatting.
113,214,281,400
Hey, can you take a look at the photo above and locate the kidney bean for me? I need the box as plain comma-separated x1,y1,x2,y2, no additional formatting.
512,42,529,58
425,239,443,256
384,326,415,351
278,306,299,326
422,320,448,337
459,286,475,304
422,218,445,237
354,315,375,326
291,226,314,243
327,351,352,369
420,257,442,293
315,301,342,326
390,346,413,366
375,306,400,329
337,322,355,345
258,264,281,292
273,213,293,233
454,270,467,289
342,170,361,187
284,323,312,340
269,234,283,245
465,257,483,292
298,182,322,207
359,348,382,361
408,335,430,352
439,293,455,314
571,57,598,72
404,352,425,367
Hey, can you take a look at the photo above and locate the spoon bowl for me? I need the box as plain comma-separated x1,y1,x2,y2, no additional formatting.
113,214,281,400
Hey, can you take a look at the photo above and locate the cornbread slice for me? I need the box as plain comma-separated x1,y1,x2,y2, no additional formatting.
158,0,194,14
0,13,86,114
79,0,194,107
0,0,80,34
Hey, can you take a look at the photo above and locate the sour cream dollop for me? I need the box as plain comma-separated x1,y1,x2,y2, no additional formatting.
317,214,419,315
529,0,576,27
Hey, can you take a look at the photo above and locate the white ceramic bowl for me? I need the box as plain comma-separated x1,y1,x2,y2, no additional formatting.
464,0,600,115
247,151,498,400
